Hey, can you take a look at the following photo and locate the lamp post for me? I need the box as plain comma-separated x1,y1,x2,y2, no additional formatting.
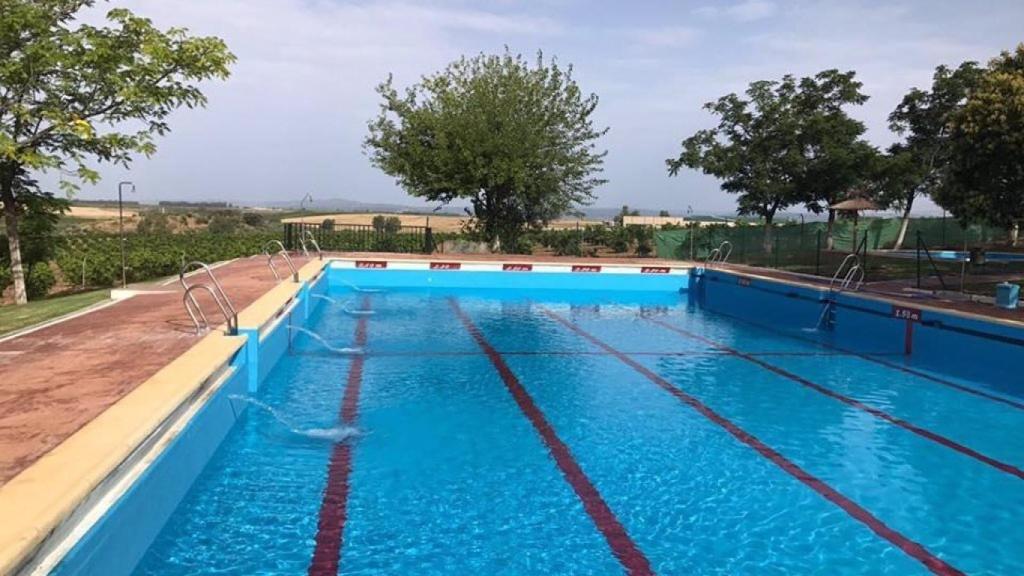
118,181,135,288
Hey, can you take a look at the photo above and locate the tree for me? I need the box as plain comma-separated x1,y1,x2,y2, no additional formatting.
668,76,807,252
794,70,878,250
0,1,234,304
879,62,982,248
669,70,878,253
936,45,1024,229
365,50,608,251
658,210,670,217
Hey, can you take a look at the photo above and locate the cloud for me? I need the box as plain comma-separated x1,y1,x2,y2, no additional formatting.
695,1,777,22
625,25,701,48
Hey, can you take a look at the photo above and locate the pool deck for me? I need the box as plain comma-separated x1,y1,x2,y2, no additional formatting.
2,252,1022,488
0,255,309,485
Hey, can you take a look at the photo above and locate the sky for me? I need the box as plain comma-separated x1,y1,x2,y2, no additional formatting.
65,0,1024,216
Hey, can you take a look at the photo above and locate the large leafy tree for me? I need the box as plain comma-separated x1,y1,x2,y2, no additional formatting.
667,77,805,252
668,70,874,252
935,45,1024,228
879,62,982,248
365,51,608,251
794,70,878,250
0,0,234,304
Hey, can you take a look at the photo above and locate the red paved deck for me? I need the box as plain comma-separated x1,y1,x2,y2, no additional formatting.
0,256,308,485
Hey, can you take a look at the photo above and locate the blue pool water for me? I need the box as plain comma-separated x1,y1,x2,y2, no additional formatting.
132,281,1024,575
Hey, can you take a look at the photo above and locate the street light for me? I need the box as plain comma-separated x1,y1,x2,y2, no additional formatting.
300,192,313,212
118,181,135,288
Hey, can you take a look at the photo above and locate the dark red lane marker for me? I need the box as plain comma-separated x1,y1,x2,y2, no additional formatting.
542,309,963,576
309,296,370,576
646,318,1024,481
449,299,654,576
838,345,1024,412
721,311,1024,412
359,350,850,358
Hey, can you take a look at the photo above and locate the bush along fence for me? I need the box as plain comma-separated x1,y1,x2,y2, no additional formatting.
1,231,281,295
282,221,436,254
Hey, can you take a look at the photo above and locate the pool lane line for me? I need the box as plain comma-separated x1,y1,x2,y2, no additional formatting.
646,317,1024,482
309,296,371,576
448,298,654,576
704,310,1024,412
541,309,964,576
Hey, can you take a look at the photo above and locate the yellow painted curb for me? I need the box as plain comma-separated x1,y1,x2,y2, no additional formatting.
0,333,245,575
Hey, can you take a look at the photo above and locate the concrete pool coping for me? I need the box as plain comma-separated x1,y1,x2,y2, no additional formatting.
2,252,1021,574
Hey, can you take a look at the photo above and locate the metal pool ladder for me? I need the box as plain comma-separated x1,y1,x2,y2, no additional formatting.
704,240,733,268
265,240,299,282
299,230,322,260
180,261,238,335
830,253,864,292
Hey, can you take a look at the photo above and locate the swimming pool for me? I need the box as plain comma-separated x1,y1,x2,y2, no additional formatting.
53,263,1024,575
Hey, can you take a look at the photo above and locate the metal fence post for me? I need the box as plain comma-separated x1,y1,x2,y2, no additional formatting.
815,229,821,276
916,230,922,289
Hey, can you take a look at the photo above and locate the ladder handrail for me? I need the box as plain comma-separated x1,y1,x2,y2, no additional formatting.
183,284,238,335
840,264,864,291
264,240,299,282
717,241,733,263
703,241,733,268
180,261,238,335
299,230,322,260
829,254,859,290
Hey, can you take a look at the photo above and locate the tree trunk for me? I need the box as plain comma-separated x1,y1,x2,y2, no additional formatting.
762,215,774,254
825,209,836,251
893,195,915,250
1,165,27,305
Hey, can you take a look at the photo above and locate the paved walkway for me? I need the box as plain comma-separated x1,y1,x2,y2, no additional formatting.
0,256,308,485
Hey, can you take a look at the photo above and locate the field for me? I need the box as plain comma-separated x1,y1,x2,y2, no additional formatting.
281,212,602,232
66,206,139,219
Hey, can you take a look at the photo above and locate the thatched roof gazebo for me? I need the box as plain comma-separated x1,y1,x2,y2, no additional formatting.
831,196,880,251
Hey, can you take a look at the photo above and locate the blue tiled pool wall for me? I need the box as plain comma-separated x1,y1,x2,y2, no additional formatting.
327,265,690,293
696,269,1024,393
54,270,331,576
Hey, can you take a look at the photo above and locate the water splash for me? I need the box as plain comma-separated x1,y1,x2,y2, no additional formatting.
229,395,360,443
288,326,364,355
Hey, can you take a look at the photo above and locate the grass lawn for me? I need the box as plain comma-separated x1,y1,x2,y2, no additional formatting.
0,289,110,337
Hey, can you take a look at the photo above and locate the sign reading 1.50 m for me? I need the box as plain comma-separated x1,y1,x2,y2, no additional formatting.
892,305,922,322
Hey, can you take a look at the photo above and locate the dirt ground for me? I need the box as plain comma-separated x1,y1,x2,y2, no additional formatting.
281,212,603,232
66,206,138,219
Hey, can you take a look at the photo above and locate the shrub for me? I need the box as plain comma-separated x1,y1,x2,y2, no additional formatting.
137,212,170,234
0,265,11,292
321,218,335,232
242,212,265,227
26,261,55,300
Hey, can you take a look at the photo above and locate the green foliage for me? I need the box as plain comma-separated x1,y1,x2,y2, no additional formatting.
321,219,335,232
0,0,234,304
878,62,982,238
52,231,278,288
241,212,265,227
136,212,170,234
668,69,876,251
366,50,608,251
0,264,10,292
206,212,241,234
371,215,401,234
938,44,1024,227
25,262,55,300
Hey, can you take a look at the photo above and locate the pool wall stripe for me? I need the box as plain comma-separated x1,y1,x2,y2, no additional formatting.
648,318,1024,481
541,308,964,576
450,299,654,576
308,295,371,576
